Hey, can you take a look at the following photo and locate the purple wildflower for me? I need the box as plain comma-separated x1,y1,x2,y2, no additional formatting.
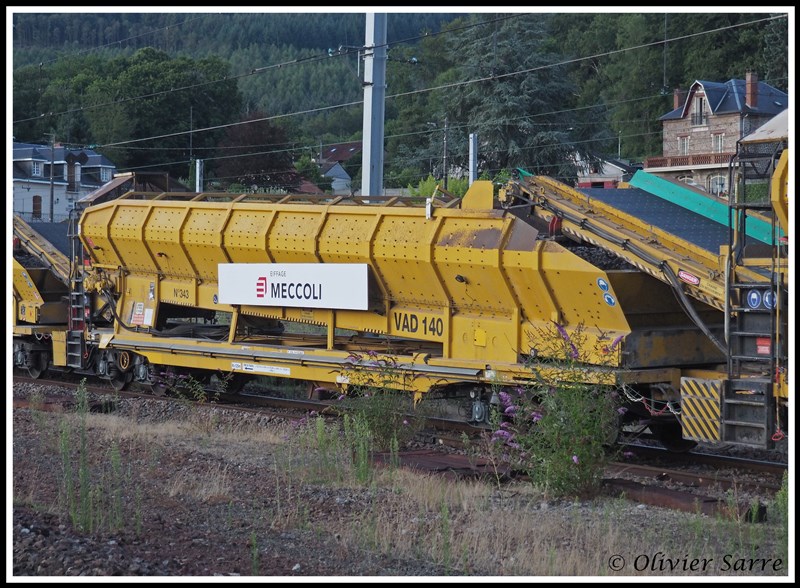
492,429,513,441
572,455,579,464
553,321,570,341
504,405,517,415
553,321,579,358
337,394,346,401
498,391,511,407
569,342,579,359
617,407,628,415
530,411,543,422
507,442,521,450
402,419,409,426
623,451,635,459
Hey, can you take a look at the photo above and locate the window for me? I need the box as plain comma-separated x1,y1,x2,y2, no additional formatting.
32,161,42,176
712,134,724,153
74,163,81,183
709,175,726,197
101,168,111,182
678,136,689,156
691,96,707,126
32,195,42,219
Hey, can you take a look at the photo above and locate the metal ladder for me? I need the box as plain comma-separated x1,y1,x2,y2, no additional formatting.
722,144,787,448
66,208,87,369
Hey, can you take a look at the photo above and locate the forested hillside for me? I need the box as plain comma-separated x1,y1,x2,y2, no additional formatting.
11,11,789,191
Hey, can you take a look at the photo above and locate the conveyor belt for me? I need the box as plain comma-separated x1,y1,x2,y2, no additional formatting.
13,217,72,285
504,175,775,315
575,187,728,254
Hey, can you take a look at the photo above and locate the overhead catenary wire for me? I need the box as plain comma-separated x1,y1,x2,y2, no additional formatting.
13,13,788,195
13,13,785,142
12,13,521,125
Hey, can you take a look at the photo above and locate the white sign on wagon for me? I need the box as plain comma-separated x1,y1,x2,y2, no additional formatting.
218,263,369,310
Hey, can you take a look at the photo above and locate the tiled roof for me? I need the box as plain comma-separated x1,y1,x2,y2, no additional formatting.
320,141,362,163
12,142,117,168
660,77,788,121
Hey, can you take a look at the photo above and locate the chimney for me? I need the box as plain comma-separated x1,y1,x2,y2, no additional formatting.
745,71,758,108
673,88,685,110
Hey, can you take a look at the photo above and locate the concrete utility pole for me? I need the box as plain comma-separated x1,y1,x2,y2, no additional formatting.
195,159,204,192
361,13,387,197
442,117,448,190
468,133,478,185
46,133,55,222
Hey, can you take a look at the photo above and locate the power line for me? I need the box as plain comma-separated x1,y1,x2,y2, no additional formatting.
85,14,786,150
12,13,519,125
106,92,668,170
389,14,786,100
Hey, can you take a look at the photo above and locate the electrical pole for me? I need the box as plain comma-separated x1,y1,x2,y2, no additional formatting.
46,133,55,222
361,13,387,197
443,117,448,190
468,132,478,186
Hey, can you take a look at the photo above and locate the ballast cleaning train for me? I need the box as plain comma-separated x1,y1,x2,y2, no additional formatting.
13,133,789,453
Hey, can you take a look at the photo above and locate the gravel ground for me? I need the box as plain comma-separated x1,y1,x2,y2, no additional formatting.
9,380,791,580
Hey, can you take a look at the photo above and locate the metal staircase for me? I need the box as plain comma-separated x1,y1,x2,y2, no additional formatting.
722,142,788,448
66,208,87,369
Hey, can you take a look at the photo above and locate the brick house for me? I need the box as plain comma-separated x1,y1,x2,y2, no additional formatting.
13,142,117,222
644,72,787,197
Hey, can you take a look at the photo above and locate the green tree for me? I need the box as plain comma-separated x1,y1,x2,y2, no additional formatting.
79,48,242,178
294,154,332,192
212,111,300,192
432,14,582,183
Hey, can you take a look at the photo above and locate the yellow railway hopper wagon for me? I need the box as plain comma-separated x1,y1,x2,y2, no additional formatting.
76,182,725,438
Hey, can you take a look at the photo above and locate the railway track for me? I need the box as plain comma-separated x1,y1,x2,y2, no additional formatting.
13,373,787,521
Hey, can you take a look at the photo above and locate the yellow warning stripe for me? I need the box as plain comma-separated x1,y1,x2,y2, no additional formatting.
680,378,721,441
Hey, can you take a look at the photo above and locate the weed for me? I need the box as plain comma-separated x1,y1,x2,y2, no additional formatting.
343,413,373,484
487,323,622,499
772,472,789,567
439,497,452,574
250,531,259,575
336,351,429,451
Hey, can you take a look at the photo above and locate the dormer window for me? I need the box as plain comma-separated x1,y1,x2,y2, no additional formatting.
691,95,707,126
101,168,111,182
32,161,42,176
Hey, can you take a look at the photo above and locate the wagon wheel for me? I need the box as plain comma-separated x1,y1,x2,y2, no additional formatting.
146,380,170,397
109,371,133,392
25,352,47,379
109,351,133,391
145,364,171,396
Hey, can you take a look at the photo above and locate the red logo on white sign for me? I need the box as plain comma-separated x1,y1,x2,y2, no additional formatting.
678,270,700,286
256,276,268,298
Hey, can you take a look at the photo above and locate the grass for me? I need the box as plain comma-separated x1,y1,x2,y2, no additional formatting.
13,387,790,577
